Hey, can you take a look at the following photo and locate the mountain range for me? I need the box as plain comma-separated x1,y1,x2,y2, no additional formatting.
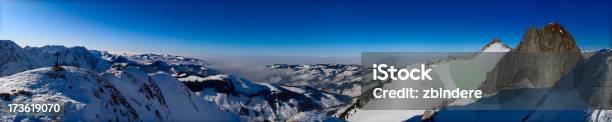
0,22,609,121
0,40,349,121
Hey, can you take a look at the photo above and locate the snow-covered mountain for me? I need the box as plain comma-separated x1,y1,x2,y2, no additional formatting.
0,40,350,121
108,54,353,121
0,40,110,77
0,66,236,121
1,21,605,121
178,74,351,121
264,64,364,97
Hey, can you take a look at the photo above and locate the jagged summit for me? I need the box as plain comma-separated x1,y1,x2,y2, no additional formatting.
515,22,580,53
491,38,501,43
479,38,511,52
482,22,585,92
544,22,571,35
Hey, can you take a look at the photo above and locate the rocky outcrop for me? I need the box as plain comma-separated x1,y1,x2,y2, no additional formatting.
482,22,584,93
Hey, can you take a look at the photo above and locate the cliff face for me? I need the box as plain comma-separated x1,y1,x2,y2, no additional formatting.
515,22,581,53
482,23,584,93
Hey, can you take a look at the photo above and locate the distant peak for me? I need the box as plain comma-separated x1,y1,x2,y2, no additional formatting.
479,38,511,52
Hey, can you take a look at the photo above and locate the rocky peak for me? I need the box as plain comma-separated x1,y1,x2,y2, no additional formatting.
515,22,580,53
491,38,502,43
482,22,585,93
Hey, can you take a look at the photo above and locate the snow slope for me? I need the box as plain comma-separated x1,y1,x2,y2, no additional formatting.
0,66,237,121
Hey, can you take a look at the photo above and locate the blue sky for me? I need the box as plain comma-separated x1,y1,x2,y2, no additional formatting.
1,0,610,57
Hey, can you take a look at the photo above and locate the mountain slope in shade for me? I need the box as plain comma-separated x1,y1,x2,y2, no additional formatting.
521,49,611,121
423,49,610,122
482,22,584,93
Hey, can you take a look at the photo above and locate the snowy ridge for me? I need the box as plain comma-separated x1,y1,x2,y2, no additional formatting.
0,66,237,121
0,40,111,77
0,40,240,121
25,45,111,72
0,67,140,121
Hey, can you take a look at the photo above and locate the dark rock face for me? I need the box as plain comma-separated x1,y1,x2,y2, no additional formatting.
515,22,581,53
482,23,584,93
